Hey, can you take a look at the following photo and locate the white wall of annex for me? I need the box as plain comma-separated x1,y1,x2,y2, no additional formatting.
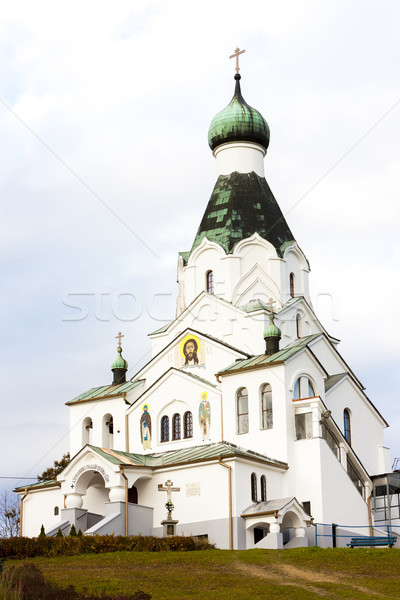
21,488,63,538
69,397,127,456
137,462,232,526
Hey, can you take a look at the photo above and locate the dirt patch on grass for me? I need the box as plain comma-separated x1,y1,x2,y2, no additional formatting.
235,560,390,599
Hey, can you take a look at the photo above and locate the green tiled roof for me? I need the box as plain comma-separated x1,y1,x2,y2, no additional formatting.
325,373,347,392
240,298,270,313
218,334,321,375
188,172,295,260
90,442,287,469
67,379,144,405
14,479,60,492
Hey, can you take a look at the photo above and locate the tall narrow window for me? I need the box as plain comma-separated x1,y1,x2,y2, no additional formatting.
82,417,93,446
343,409,351,445
161,416,169,442
172,413,181,440
294,378,301,400
296,313,302,338
307,379,315,397
260,384,273,429
183,411,193,438
251,473,257,502
102,414,114,448
290,272,295,298
237,388,249,434
260,475,267,502
206,270,214,294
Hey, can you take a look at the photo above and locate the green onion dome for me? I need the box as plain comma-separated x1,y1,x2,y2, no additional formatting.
208,74,270,152
264,315,281,339
111,346,128,370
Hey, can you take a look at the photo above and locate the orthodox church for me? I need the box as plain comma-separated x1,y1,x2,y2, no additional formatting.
16,55,399,549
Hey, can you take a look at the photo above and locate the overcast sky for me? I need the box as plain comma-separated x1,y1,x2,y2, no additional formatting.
1,0,399,493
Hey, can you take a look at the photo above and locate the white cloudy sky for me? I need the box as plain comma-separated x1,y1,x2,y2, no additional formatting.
1,0,399,492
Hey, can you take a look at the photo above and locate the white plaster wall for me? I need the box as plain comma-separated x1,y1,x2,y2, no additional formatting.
137,462,233,527
21,487,63,537
69,397,127,457
220,365,289,462
138,332,243,393
214,142,266,177
326,378,386,475
293,437,370,528
233,460,285,513
127,371,221,453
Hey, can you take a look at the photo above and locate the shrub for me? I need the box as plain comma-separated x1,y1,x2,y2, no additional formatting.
69,525,77,537
0,534,214,559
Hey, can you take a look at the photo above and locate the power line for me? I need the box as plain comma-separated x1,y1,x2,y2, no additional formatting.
0,476,37,480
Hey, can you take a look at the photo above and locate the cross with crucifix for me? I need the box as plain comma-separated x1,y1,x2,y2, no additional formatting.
115,331,124,348
229,47,246,74
158,479,180,518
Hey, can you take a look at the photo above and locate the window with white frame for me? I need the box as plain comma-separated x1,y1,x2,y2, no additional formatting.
237,388,249,434
260,384,273,429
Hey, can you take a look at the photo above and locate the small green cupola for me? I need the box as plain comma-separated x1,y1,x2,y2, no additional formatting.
264,301,281,356
111,332,128,385
208,74,270,152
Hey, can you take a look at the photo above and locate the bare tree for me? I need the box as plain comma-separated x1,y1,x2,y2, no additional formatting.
0,490,20,538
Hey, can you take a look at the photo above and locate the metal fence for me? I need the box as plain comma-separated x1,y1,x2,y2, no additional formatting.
314,523,400,547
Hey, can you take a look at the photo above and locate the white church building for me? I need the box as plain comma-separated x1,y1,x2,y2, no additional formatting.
16,59,399,549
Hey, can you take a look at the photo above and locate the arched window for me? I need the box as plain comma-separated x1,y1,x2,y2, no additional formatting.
294,376,316,400
251,473,257,502
128,485,138,504
172,413,181,440
82,417,93,446
260,384,273,429
161,416,169,442
296,313,302,338
183,411,193,438
260,475,267,502
206,270,214,294
237,388,249,434
102,413,114,448
290,272,295,298
294,378,301,400
54,506,59,516
343,409,351,445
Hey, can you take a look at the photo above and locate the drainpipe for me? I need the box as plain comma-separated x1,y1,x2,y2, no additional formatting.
218,457,232,550
125,414,129,453
19,488,28,537
367,491,374,537
220,395,224,441
119,466,129,536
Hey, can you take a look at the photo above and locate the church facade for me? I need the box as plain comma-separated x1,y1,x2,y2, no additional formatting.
16,64,398,549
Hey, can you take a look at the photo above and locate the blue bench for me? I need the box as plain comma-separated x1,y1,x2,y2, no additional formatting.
347,536,397,548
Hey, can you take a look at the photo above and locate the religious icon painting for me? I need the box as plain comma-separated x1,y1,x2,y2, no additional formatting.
198,391,211,441
175,334,205,370
140,403,152,450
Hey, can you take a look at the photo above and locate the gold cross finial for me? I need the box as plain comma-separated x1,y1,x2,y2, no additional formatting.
268,297,276,315
116,332,124,348
229,47,246,74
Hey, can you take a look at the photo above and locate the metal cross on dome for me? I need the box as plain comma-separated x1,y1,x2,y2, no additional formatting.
229,47,246,74
115,331,124,347
268,297,276,315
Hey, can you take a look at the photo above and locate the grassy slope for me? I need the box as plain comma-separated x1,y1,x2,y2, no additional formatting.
19,548,400,600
